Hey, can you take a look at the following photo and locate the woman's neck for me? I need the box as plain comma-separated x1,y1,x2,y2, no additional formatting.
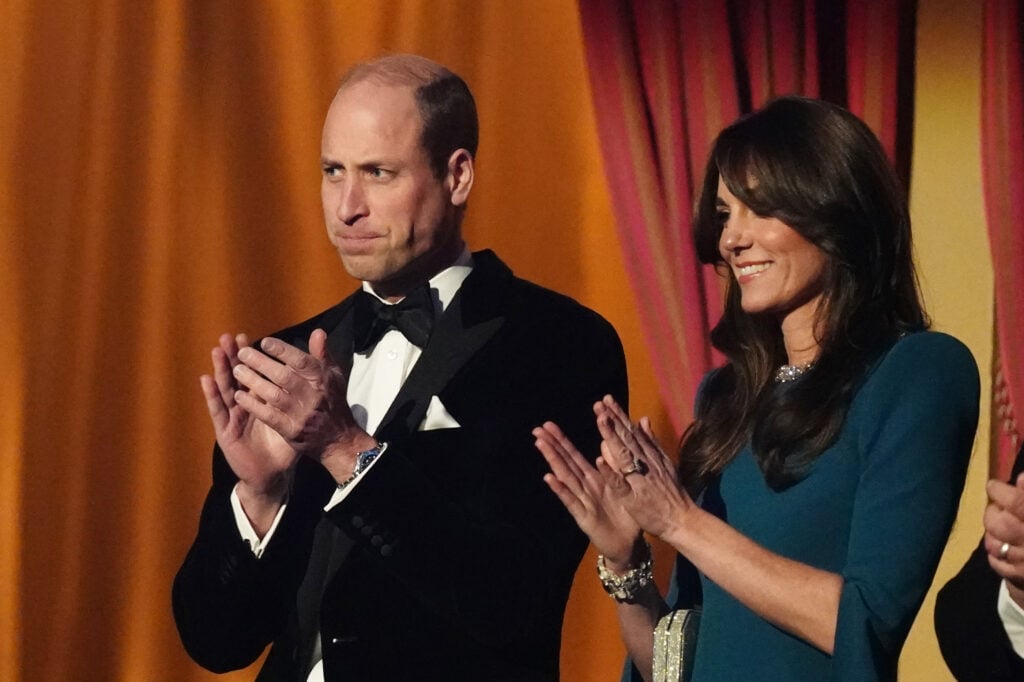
779,299,822,366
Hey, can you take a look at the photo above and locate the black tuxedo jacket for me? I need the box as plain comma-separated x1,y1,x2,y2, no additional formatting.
173,251,628,681
935,443,1024,681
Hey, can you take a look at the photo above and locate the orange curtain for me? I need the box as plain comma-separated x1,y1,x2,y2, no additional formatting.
982,0,1024,478
0,2,662,680
578,0,916,437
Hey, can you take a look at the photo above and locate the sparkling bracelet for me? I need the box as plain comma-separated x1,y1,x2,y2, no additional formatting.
597,542,654,603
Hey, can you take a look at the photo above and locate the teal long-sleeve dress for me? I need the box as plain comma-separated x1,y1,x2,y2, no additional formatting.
630,331,979,681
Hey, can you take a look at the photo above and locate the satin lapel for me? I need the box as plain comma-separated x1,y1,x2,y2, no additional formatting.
324,298,356,376
292,515,354,676
374,251,510,442
291,295,357,659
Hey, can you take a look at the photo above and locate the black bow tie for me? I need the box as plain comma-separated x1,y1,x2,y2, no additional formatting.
352,284,435,352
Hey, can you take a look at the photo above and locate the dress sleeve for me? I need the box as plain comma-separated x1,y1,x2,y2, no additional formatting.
831,333,979,680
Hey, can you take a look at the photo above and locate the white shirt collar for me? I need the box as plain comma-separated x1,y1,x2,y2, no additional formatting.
360,247,473,318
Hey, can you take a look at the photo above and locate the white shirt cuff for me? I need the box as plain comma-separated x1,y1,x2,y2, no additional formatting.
230,484,288,558
997,579,1024,657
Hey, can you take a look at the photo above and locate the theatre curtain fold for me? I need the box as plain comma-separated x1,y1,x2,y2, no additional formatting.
578,0,915,435
982,0,1024,478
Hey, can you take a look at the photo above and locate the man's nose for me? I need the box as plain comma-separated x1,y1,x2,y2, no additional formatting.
336,178,368,225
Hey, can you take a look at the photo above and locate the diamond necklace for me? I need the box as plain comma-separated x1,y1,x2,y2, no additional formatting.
774,362,815,383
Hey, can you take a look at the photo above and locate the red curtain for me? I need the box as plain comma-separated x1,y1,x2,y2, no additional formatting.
982,0,1024,478
578,0,915,435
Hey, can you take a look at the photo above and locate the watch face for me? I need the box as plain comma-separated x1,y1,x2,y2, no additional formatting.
356,449,378,468
355,443,385,473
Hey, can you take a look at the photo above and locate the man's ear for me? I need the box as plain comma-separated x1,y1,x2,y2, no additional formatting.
445,149,474,207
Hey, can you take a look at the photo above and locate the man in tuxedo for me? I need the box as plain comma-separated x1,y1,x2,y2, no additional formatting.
172,54,628,681
936,442,1024,680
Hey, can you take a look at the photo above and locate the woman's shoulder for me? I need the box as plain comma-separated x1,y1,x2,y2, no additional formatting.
886,329,971,354
861,330,979,400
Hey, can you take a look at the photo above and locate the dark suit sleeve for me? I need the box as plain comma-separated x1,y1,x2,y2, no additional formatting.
935,445,1024,681
171,306,343,673
171,449,333,672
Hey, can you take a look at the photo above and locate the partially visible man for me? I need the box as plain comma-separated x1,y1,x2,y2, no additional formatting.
936,442,1024,681
172,54,628,681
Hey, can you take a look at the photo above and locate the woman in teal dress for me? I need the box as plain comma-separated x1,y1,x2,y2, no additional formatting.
534,97,979,681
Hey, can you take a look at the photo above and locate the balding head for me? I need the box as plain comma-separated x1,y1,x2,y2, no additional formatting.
338,54,478,178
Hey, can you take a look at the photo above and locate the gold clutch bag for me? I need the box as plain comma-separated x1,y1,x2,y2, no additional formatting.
653,607,701,682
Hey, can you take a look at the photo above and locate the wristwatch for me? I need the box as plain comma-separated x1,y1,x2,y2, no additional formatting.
354,442,386,473
337,441,388,490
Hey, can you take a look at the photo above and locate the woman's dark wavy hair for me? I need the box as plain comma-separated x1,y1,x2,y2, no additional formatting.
679,96,928,491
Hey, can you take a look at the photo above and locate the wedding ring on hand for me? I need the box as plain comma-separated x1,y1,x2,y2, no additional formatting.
621,458,647,477
999,541,1012,561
